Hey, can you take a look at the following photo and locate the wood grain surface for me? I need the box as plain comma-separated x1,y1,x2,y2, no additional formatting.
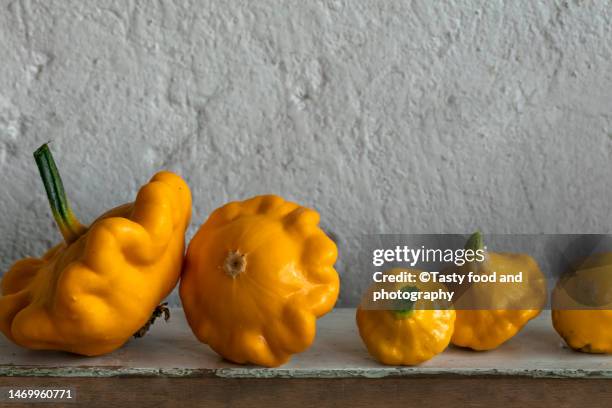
1,377,611,408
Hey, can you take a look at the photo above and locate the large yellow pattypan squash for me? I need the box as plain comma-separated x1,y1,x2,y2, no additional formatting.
0,144,191,356
180,195,339,367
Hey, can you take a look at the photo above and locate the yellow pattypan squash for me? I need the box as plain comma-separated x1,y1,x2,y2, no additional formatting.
451,232,547,350
356,268,455,365
179,195,339,367
552,252,612,353
0,144,191,356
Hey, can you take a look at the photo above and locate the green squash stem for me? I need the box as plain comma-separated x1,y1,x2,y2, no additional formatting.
34,143,85,244
393,285,419,319
465,230,484,251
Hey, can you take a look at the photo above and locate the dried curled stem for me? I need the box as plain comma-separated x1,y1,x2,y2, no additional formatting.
133,302,170,338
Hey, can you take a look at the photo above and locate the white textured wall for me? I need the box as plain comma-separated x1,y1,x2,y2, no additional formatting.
1,0,612,305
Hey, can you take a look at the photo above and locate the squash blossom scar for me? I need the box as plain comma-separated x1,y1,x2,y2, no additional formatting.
224,250,247,278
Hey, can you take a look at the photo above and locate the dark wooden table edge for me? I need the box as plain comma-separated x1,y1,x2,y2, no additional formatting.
1,375,612,408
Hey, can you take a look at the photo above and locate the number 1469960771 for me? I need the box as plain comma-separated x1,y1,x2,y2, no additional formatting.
3,388,74,401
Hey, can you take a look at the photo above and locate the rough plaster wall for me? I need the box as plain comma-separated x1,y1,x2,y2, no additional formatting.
1,0,612,306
